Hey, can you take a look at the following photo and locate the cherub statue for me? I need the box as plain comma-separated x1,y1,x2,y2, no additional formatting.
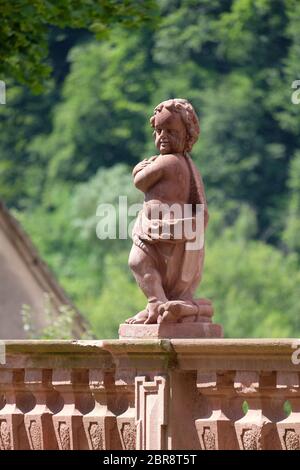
126,98,213,325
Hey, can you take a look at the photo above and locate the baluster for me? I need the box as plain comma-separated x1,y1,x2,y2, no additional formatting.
115,370,136,450
24,369,58,450
234,371,285,450
0,369,33,450
83,369,121,450
276,371,300,450
52,369,90,450
195,371,243,450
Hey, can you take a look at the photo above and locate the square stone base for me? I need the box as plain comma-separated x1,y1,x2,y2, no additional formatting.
119,322,223,339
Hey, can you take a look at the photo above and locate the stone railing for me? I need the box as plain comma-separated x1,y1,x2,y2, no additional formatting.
0,339,299,450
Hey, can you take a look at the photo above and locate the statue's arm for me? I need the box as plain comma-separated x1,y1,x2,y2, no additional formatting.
132,156,158,178
133,160,163,192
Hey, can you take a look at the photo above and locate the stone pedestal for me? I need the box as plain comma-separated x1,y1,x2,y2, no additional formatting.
119,322,223,339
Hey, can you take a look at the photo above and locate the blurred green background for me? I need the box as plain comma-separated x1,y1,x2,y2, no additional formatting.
1,0,300,338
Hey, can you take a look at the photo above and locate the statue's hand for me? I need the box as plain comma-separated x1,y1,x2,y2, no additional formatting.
132,156,158,177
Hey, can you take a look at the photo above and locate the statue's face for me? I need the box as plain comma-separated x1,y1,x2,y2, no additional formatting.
154,108,187,155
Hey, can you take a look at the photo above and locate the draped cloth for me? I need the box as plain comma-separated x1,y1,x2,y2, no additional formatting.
132,155,208,301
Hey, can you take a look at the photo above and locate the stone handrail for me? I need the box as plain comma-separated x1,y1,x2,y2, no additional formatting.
0,339,299,450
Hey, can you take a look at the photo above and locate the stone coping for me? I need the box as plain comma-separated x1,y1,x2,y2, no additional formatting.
1,338,298,355
1,339,299,372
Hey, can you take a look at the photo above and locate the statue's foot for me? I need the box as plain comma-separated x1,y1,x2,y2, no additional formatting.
125,309,148,324
195,298,213,319
144,301,164,324
157,300,198,324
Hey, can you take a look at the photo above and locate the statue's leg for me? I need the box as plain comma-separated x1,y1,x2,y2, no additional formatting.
126,243,168,324
156,246,211,323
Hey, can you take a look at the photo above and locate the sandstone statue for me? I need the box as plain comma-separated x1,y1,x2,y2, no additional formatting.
126,98,213,325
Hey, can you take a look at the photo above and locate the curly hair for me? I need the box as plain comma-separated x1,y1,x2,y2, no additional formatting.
150,98,200,153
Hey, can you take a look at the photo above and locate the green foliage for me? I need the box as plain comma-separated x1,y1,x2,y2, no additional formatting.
0,0,159,90
2,1,300,338
202,218,300,338
283,151,300,255
21,293,93,339
15,183,103,308
16,165,144,336
151,0,300,238
37,33,155,183
71,164,142,247
0,81,55,207
87,252,145,338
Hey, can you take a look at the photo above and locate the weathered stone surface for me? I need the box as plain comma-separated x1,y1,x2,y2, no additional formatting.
119,322,223,339
0,339,299,450
125,99,214,329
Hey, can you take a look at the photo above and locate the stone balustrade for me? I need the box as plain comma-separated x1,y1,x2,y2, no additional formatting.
0,339,299,450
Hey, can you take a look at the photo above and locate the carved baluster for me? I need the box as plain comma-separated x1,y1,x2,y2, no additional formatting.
24,369,58,450
234,371,264,450
52,369,90,450
83,369,121,450
276,372,300,450
261,371,287,449
0,369,33,450
83,369,105,450
135,375,168,450
115,370,136,450
195,371,243,450
234,371,285,450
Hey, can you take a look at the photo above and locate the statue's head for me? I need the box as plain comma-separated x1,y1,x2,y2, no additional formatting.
150,98,200,155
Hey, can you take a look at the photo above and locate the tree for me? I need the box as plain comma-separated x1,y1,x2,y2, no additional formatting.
0,81,55,207
151,0,300,239
4,0,300,338
202,213,300,338
0,0,158,90
283,151,300,255
33,30,155,184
